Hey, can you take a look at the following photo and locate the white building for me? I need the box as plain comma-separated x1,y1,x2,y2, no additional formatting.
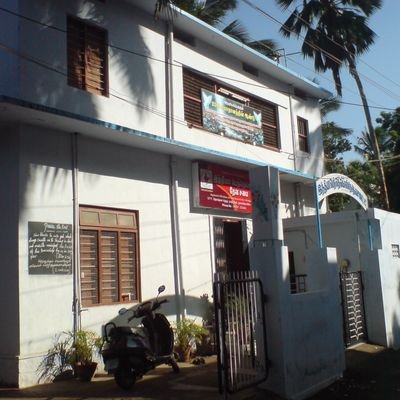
0,0,345,398
285,208,400,351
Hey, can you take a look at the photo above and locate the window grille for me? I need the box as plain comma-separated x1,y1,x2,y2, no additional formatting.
392,244,400,258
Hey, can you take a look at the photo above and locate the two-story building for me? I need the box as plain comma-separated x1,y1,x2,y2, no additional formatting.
0,0,345,398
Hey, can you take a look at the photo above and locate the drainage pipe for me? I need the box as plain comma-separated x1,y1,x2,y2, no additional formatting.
288,85,297,172
71,132,81,334
165,23,184,320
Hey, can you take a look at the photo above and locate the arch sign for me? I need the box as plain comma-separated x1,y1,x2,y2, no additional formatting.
316,173,368,210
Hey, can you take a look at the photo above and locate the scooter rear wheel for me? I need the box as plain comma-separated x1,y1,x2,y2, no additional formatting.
114,367,136,390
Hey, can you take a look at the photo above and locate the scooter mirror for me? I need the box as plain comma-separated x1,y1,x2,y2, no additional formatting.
158,285,166,294
118,308,128,315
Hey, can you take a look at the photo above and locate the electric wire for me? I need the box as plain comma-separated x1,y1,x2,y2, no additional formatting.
2,12,398,166
0,5,399,118
1,4,399,113
195,7,383,107
280,1,400,92
240,0,400,105
0,3,398,165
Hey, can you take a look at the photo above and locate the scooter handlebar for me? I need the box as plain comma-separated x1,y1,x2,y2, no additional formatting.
127,298,168,321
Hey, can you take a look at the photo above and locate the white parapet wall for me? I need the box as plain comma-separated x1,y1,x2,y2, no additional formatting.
284,208,400,351
251,244,345,400
281,247,345,400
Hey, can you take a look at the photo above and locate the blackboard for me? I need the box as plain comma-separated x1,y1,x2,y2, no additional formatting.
28,222,73,275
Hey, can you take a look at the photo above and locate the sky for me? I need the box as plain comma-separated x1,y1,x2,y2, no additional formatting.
226,0,400,162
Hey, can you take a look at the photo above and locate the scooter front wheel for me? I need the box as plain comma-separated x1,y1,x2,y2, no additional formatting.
169,358,180,373
114,366,136,390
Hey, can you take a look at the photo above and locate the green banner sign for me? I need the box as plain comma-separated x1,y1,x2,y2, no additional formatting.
201,89,264,145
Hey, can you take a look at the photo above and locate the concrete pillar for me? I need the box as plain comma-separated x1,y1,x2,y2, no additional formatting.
249,166,345,399
250,166,282,242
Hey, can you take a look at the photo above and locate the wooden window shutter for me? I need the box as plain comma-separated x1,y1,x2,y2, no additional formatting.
297,117,309,152
67,16,108,96
182,68,280,149
80,230,99,306
183,68,214,127
100,231,118,304
119,232,138,302
79,207,140,306
250,97,280,149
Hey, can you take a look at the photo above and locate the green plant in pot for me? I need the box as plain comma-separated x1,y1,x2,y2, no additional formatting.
37,333,75,382
174,318,208,362
69,330,102,382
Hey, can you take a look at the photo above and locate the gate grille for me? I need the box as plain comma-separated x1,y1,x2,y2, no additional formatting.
340,271,367,347
213,271,268,394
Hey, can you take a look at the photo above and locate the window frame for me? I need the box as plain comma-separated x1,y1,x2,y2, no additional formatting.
79,206,141,307
67,15,109,97
297,116,310,153
182,67,281,150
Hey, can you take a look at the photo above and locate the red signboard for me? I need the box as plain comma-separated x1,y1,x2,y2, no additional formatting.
193,162,252,213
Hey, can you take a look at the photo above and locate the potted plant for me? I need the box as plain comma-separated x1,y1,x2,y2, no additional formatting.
37,333,75,382
174,318,208,362
69,330,102,381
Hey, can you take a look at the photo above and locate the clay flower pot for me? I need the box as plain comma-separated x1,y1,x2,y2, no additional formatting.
74,362,98,382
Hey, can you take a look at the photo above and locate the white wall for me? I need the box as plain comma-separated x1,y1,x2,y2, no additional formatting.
14,125,174,384
19,0,168,137
250,245,344,400
14,123,237,386
17,125,75,386
281,181,318,219
284,211,364,276
175,158,214,314
172,37,324,178
12,0,325,181
282,248,344,400
371,209,400,349
284,209,400,350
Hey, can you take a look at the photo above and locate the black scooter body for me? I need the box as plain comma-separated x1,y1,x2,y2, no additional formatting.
102,286,179,389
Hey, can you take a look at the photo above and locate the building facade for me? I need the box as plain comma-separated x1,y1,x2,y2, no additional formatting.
0,0,345,396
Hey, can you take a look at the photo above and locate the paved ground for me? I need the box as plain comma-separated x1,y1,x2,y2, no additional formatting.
310,343,400,400
1,344,400,399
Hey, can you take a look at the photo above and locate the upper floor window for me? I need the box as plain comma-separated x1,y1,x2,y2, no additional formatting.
182,68,280,149
297,116,309,153
67,16,108,97
79,207,140,306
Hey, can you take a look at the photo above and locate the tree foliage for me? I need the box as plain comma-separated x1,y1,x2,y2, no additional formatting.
276,0,381,96
320,97,352,211
275,0,389,209
346,160,381,208
155,0,278,57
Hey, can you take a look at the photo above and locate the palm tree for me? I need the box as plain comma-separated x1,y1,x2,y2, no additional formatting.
275,0,389,210
155,0,278,57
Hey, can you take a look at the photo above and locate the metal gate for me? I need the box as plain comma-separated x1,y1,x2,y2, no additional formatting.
340,271,368,347
213,271,268,395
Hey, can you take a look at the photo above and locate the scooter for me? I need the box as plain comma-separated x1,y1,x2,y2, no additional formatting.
102,285,179,390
